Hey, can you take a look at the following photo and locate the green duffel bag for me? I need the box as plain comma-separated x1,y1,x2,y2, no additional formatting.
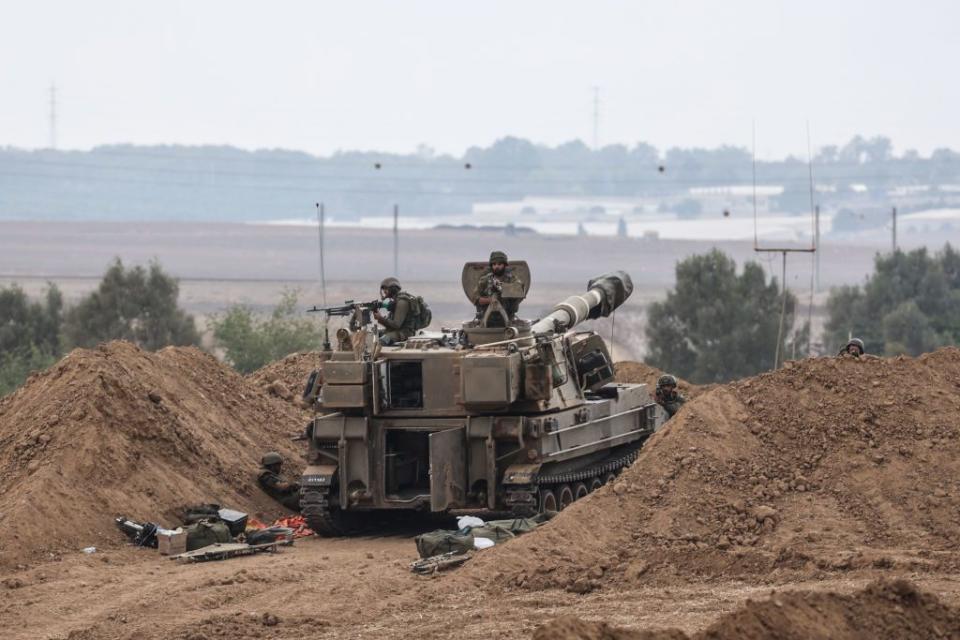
485,518,541,535
185,519,233,551
415,530,474,559
466,524,515,544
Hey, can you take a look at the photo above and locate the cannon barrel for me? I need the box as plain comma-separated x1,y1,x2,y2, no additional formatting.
530,271,633,335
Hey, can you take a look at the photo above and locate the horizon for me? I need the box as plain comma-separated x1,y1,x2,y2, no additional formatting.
2,1,958,159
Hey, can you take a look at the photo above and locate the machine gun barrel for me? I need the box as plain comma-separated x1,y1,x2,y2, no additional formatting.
530,271,633,335
307,299,387,316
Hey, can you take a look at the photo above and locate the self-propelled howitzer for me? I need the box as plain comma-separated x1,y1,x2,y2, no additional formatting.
299,267,666,535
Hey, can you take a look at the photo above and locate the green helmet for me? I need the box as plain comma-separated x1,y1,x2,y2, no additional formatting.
261,451,283,466
489,250,508,264
380,277,401,291
846,338,865,353
657,374,678,388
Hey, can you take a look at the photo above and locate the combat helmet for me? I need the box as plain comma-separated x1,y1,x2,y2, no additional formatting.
489,250,508,264
261,451,283,467
845,338,865,355
380,277,401,293
657,374,678,389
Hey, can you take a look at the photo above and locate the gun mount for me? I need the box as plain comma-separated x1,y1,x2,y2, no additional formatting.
298,268,664,535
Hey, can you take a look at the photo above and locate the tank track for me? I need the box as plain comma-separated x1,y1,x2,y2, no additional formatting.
505,444,641,516
536,446,640,485
300,488,349,537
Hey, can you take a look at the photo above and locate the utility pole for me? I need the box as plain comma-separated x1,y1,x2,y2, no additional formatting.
393,204,399,277
892,206,897,253
814,205,820,292
48,84,57,150
316,203,326,306
592,86,600,151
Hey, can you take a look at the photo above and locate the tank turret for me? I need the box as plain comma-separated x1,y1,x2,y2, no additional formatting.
298,269,664,535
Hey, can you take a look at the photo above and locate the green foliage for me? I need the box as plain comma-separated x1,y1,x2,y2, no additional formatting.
211,290,323,374
63,259,199,350
0,283,63,396
644,249,798,383
824,245,960,356
0,346,57,397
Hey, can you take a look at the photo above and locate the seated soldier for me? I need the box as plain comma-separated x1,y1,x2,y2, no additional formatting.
655,374,686,419
257,452,301,511
374,277,430,345
472,250,525,326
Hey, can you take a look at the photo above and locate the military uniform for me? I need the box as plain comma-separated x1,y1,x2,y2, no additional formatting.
257,452,300,511
656,390,686,418
655,374,685,419
379,292,418,345
472,251,525,322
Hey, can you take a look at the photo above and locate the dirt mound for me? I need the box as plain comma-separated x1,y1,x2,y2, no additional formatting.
0,341,307,567
614,361,702,399
248,351,327,405
467,349,960,591
533,579,960,640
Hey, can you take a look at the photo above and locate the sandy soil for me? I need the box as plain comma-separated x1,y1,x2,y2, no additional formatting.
3,539,959,640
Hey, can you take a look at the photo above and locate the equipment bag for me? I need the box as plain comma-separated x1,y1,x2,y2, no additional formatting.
415,530,474,559
185,519,233,551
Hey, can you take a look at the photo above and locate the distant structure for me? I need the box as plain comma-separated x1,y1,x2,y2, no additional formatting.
617,216,628,238
48,83,57,150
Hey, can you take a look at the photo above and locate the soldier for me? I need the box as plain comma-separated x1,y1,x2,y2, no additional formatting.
473,250,524,322
839,338,865,357
655,374,686,418
374,277,429,345
257,451,301,511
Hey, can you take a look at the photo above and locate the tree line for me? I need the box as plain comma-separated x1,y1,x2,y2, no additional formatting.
4,246,959,395
1,135,958,220
0,259,321,395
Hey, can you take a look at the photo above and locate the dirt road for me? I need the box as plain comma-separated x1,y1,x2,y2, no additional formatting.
5,533,960,640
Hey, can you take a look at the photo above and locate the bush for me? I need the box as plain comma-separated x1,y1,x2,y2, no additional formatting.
211,290,323,374
644,249,798,383
63,259,199,350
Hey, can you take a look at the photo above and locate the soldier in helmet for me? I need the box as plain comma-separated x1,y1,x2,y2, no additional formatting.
655,374,686,418
373,277,424,345
257,452,301,511
839,338,865,357
473,250,525,322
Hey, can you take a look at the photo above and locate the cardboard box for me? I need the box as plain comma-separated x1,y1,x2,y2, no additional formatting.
157,530,187,556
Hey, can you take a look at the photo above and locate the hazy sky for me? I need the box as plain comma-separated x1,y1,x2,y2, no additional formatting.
1,1,957,158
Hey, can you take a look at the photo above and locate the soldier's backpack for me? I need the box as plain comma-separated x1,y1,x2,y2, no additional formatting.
398,292,432,331
185,519,233,551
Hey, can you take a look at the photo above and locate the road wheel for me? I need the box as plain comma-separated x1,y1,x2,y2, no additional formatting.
603,472,617,486
589,477,603,492
540,488,558,513
573,482,590,501
557,484,575,510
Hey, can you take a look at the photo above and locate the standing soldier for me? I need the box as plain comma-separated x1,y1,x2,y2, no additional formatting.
472,250,525,322
257,452,301,511
655,374,686,419
374,277,431,345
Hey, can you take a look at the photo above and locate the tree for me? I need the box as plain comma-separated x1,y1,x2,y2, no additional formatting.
645,250,796,383
824,245,960,356
0,283,63,396
210,290,323,374
63,259,199,350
